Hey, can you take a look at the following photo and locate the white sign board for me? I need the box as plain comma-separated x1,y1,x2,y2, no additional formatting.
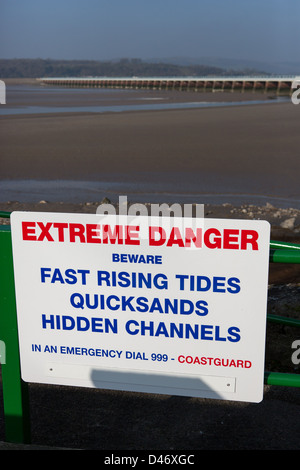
11,211,270,403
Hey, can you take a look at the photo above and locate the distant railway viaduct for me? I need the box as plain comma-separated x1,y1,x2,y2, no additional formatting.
39,76,300,94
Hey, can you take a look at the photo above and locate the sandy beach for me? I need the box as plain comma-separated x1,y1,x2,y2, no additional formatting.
0,82,299,450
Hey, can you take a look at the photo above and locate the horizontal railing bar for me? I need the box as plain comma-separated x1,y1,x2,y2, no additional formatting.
0,211,11,218
267,314,300,327
270,249,300,263
264,371,300,387
270,240,300,251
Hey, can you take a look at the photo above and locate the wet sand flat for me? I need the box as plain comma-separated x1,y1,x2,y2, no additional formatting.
1,100,300,203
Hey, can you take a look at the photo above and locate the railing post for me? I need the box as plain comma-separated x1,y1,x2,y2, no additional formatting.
0,226,31,443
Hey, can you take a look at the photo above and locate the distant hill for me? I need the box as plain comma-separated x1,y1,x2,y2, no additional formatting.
148,56,300,75
0,58,271,78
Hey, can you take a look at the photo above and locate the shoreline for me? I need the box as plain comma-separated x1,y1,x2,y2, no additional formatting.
1,178,300,209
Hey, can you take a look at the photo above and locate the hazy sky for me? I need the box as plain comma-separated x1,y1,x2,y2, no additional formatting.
1,0,299,63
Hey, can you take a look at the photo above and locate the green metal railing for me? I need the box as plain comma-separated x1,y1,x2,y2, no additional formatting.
0,211,299,444
0,221,31,443
0,211,11,218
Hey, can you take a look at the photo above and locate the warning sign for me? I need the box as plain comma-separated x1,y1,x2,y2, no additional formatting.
11,211,270,403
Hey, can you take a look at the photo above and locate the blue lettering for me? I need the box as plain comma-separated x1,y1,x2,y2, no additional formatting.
52,268,65,284
128,254,138,263
213,277,226,293
62,315,75,330
41,267,51,283
126,320,139,335
40,268,90,284
227,277,241,294
136,296,149,312
64,269,77,284
215,325,227,341
195,300,209,316
106,295,120,310
201,325,214,340
112,253,162,264
41,314,118,334
227,326,241,342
